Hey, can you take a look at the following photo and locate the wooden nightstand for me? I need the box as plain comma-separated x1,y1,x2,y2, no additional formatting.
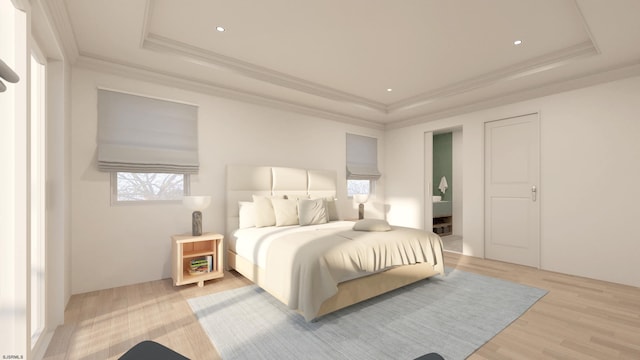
171,232,224,287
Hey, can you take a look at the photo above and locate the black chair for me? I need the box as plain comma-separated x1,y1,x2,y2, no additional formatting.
119,340,189,360
414,353,445,360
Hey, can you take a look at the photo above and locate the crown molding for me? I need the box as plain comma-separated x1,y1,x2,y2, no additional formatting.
141,32,599,119
140,0,153,50
387,41,598,114
73,53,640,133
141,32,388,114
40,0,80,63
386,59,640,130
573,0,601,55
75,53,384,130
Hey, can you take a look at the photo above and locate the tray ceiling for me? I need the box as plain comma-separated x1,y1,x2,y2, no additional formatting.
55,0,640,128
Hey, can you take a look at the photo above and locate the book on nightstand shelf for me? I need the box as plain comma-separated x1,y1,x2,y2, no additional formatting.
206,255,213,272
189,258,210,275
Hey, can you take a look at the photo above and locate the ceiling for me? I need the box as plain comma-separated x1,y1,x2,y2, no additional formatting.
49,0,640,128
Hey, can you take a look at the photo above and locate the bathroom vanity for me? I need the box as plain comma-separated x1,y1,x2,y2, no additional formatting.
433,200,452,236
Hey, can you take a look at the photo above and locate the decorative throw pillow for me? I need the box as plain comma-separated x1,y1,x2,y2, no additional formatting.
324,197,340,221
271,198,299,226
353,219,392,232
238,201,255,228
310,196,339,221
298,198,328,226
252,195,280,227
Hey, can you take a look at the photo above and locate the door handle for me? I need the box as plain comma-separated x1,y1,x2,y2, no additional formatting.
531,185,537,201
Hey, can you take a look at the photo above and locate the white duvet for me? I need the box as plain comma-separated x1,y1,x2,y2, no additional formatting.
233,221,444,321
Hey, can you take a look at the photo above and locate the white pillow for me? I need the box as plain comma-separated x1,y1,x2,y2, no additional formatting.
311,196,340,221
238,201,255,228
252,195,281,227
353,219,392,232
298,198,328,226
324,198,339,221
271,198,299,226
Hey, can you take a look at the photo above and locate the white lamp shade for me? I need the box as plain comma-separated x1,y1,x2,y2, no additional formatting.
353,194,370,204
183,196,211,211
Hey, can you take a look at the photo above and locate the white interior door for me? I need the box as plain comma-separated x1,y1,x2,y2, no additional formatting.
485,114,540,267
424,132,433,231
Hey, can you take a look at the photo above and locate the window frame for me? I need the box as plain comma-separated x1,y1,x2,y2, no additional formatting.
30,46,47,349
110,172,191,205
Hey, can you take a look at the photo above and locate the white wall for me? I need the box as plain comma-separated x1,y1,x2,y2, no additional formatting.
386,75,640,288
385,127,426,228
70,67,385,294
69,55,640,292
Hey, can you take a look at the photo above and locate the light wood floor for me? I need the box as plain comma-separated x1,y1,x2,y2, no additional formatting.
43,252,640,360
441,235,463,253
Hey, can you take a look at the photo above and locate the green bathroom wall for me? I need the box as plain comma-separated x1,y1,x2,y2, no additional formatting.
433,133,452,201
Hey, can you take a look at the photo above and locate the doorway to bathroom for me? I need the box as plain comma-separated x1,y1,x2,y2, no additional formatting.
431,129,463,253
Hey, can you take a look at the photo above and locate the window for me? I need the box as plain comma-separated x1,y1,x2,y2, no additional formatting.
97,90,199,204
112,172,190,203
347,179,371,197
346,133,381,196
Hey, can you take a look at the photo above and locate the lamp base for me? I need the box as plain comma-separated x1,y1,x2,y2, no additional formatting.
358,204,364,220
192,211,202,236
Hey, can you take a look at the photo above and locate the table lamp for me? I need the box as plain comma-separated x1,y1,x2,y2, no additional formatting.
183,195,211,236
354,194,370,220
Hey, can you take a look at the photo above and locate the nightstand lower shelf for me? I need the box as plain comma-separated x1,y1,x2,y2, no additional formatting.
178,270,224,287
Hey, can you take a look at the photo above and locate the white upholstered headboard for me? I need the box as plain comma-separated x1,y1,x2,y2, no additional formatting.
225,164,337,241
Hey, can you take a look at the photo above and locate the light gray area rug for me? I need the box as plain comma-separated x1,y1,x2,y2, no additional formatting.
188,269,547,360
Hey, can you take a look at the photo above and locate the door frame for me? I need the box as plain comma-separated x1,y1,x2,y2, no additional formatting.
425,127,463,244
424,132,433,231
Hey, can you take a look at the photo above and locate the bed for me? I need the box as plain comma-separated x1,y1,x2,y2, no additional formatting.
226,165,445,321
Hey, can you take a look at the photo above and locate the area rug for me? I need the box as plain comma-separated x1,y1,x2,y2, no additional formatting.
188,269,547,360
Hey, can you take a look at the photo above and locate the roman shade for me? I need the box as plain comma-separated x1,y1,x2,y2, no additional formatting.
97,89,199,173
346,133,381,180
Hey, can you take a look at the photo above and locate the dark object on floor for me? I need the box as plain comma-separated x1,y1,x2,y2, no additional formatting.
119,340,189,360
414,353,445,360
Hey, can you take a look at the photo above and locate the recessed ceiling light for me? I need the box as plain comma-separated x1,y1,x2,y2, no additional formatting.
386,88,393,92
216,26,226,32
514,40,522,45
